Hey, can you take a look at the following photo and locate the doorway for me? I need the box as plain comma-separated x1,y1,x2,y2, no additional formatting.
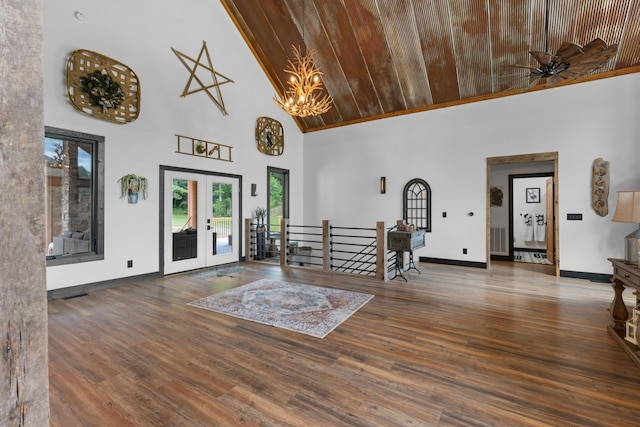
487,153,559,276
161,167,241,275
509,174,554,265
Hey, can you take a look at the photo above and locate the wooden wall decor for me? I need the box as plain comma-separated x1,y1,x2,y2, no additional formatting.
66,49,140,123
592,158,610,216
175,134,233,162
255,117,284,155
171,41,234,116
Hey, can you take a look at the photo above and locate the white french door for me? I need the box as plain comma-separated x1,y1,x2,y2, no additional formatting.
163,170,239,275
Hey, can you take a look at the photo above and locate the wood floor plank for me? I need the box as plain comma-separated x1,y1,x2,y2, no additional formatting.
48,261,640,426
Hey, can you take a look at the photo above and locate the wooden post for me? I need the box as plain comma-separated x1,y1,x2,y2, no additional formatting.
376,221,388,281
280,218,288,267
244,218,251,261
0,0,50,424
323,220,331,272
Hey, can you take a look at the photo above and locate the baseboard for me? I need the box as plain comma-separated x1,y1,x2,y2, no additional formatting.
491,255,512,261
419,257,487,269
47,271,162,300
560,270,612,283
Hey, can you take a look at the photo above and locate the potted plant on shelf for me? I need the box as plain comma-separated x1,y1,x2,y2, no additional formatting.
118,174,148,204
253,207,267,230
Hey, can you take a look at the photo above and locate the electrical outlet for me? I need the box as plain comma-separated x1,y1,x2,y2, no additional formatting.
127,260,133,268
463,248,467,255
442,212,447,218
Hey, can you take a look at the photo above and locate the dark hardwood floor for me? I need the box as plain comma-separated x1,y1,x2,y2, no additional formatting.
48,261,640,426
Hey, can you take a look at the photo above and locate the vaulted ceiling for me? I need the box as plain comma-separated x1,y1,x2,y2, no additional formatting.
220,0,640,133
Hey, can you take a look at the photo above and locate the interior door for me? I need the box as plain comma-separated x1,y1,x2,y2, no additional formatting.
546,178,555,264
164,171,239,274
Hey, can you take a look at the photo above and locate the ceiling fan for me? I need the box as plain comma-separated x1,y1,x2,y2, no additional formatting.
514,0,618,89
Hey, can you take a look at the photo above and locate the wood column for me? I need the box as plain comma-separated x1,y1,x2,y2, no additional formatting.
376,221,388,281
0,0,50,424
322,220,331,272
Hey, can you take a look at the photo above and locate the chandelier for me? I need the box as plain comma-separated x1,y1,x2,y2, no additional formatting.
274,45,332,117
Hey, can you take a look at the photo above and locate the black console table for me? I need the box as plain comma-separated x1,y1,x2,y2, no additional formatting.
388,229,425,281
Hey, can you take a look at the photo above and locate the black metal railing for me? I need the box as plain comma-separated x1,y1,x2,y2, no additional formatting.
286,224,323,268
330,226,377,276
246,218,392,280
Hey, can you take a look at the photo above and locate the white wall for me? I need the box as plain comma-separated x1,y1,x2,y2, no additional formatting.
44,1,640,285
44,0,304,290
304,74,640,274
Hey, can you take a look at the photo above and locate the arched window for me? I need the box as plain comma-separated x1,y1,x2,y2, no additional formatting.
403,179,431,231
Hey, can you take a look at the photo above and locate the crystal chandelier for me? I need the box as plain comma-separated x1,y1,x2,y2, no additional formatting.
274,45,332,117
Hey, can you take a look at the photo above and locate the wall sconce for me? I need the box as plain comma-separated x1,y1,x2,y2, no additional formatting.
380,177,386,194
251,183,257,197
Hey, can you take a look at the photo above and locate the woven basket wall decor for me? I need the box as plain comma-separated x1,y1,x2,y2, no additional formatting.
66,49,140,124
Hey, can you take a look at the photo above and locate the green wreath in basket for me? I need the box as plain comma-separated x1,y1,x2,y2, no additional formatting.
79,69,125,112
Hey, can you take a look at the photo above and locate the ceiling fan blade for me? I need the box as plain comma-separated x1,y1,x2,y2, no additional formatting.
554,42,583,63
506,64,539,71
582,38,608,52
529,51,553,65
545,74,566,86
526,76,542,90
564,43,618,77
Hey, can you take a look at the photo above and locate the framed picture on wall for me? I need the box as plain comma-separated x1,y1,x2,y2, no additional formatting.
526,187,540,203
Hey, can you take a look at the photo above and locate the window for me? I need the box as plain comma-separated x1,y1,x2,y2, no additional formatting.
403,178,431,231
45,126,104,265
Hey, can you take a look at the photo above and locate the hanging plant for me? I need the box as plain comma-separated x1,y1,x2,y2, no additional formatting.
195,141,207,154
118,174,148,204
79,69,125,112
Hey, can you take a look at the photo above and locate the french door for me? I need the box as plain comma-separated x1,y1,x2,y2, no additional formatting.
163,170,240,274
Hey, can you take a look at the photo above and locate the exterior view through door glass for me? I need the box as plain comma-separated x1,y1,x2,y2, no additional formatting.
267,167,289,239
164,170,239,275
171,178,198,262
208,179,234,263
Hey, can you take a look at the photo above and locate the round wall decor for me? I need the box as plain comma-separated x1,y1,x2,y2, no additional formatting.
255,117,284,156
66,49,140,124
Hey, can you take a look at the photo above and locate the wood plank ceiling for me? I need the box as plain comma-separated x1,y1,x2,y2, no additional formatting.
220,0,640,133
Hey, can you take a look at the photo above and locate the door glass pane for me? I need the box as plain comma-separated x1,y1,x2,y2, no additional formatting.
211,181,232,255
172,179,198,261
268,171,285,236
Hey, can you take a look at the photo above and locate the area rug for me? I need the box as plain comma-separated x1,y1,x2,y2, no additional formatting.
189,265,248,279
187,279,374,338
514,251,552,265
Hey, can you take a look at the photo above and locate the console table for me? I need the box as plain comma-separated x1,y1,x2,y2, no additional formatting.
388,229,425,281
607,258,640,367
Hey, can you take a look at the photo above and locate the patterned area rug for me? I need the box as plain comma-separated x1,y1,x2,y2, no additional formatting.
514,251,552,265
188,279,374,338
189,265,248,279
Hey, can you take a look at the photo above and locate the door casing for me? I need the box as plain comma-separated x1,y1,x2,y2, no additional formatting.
159,166,242,275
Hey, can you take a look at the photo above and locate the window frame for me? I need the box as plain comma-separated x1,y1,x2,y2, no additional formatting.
266,166,289,238
45,126,105,266
403,178,432,232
